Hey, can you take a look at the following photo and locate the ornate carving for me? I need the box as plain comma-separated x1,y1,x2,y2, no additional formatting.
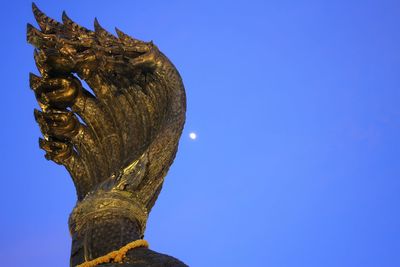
27,3,187,266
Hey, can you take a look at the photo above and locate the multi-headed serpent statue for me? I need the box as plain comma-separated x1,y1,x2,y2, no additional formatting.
27,3,187,267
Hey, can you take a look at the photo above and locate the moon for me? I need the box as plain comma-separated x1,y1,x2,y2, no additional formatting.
189,132,197,140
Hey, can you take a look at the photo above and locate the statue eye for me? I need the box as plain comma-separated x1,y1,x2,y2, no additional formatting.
124,50,142,58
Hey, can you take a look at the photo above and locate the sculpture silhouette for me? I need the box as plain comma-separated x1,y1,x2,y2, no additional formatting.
27,3,187,266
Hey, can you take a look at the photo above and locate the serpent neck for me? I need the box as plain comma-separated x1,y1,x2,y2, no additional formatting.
70,214,142,266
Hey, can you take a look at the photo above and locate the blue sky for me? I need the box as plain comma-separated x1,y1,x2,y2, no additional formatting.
1,1,400,266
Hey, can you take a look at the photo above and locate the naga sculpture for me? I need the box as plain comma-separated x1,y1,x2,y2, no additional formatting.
27,3,187,266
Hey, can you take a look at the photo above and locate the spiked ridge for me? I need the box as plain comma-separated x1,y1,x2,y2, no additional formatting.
93,18,119,46
32,2,62,33
115,27,142,46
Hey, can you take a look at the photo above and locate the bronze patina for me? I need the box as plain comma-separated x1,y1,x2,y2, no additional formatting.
27,3,187,266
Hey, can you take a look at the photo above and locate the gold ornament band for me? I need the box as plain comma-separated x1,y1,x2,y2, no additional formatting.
69,190,149,236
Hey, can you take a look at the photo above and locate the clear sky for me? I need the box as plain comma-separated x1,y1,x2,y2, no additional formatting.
1,1,400,266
